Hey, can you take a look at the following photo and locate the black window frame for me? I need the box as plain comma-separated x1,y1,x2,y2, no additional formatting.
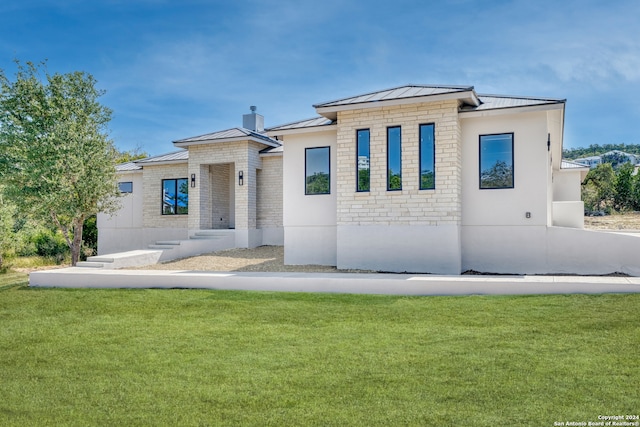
305,146,331,195
387,126,402,191
356,128,370,192
479,132,515,190
162,178,189,215
419,123,436,190
118,181,133,193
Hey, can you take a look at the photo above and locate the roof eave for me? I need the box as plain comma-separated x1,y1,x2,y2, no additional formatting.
315,90,479,120
173,135,280,148
459,101,566,118
266,123,338,137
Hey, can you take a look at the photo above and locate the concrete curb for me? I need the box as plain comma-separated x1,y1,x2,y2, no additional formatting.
29,268,640,296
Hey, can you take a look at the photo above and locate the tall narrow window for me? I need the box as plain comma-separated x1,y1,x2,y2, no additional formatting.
419,123,435,190
162,178,189,215
479,133,514,189
357,129,370,192
387,126,402,191
305,146,330,195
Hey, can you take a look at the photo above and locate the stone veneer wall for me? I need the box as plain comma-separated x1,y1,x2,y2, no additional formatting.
142,163,190,228
187,141,263,233
210,163,230,229
335,100,462,226
256,156,283,229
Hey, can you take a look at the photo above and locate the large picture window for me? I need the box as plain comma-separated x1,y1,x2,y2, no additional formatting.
419,123,435,190
162,178,189,215
479,133,514,189
387,126,402,191
305,146,330,195
357,129,370,192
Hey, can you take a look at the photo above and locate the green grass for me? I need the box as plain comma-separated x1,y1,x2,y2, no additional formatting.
0,276,638,426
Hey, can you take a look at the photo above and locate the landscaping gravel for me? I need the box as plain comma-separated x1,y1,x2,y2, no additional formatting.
131,245,372,273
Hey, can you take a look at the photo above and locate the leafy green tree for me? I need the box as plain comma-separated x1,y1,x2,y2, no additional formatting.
0,61,121,265
0,188,16,272
582,163,616,212
613,162,635,211
117,146,149,164
358,168,370,191
388,171,402,190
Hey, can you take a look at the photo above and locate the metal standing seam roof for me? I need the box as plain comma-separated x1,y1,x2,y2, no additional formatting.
313,84,474,108
135,150,189,164
465,95,566,112
266,116,334,131
173,127,280,147
115,161,142,172
561,159,590,169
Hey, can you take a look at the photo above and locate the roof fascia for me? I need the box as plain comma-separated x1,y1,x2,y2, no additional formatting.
315,90,479,120
459,101,565,119
173,135,280,148
136,159,188,167
265,123,337,137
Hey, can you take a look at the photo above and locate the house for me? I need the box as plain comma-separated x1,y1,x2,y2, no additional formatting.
574,150,640,169
98,84,640,275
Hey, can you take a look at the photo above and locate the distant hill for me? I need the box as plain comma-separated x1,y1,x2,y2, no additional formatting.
563,144,640,160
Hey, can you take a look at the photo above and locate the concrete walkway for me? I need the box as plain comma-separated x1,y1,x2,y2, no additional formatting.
29,268,640,296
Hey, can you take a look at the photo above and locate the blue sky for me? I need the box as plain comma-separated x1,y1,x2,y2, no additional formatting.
1,0,639,156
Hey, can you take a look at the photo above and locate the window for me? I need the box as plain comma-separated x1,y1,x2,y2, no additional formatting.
419,124,435,190
387,126,402,190
305,147,330,195
118,181,133,193
162,178,189,215
356,129,370,192
479,133,514,189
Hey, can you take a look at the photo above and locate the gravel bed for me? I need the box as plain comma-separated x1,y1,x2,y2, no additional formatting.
130,246,373,273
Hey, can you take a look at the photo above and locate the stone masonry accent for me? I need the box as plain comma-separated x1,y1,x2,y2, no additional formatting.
187,141,263,232
210,163,230,229
142,163,189,228
257,156,283,229
336,100,462,226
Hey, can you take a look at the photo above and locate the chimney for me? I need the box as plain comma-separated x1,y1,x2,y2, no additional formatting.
243,105,264,132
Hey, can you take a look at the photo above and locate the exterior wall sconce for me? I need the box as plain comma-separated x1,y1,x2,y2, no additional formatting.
238,170,244,186
191,174,196,188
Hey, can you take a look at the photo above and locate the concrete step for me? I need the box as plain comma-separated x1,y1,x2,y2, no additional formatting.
155,240,182,245
75,261,105,268
148,244,176,250
189,235,223,240
85,250,163,269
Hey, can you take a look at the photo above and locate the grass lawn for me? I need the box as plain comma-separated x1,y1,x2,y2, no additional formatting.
1,274,638,426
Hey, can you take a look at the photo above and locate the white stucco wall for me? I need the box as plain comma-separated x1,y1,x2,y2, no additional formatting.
461,110,550,227
553,169,582,201
460,111,554,274
282,129,337,265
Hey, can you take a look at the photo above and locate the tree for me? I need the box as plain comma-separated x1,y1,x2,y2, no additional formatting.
582,163,616,212
117,146,149,164
613,162,635,211
0,187,16,272
0,61,121,265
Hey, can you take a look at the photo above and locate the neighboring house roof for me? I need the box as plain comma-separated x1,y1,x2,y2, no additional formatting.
266,116,334,132
260,145,283,155
173,127,281,148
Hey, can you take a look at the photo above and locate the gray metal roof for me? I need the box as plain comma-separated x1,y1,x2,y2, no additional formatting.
116,161,142,172
173,127,280,147
135,150,189,164
561,159,590,169
266,116,334,131
313,84,474,108
464,95,566,112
